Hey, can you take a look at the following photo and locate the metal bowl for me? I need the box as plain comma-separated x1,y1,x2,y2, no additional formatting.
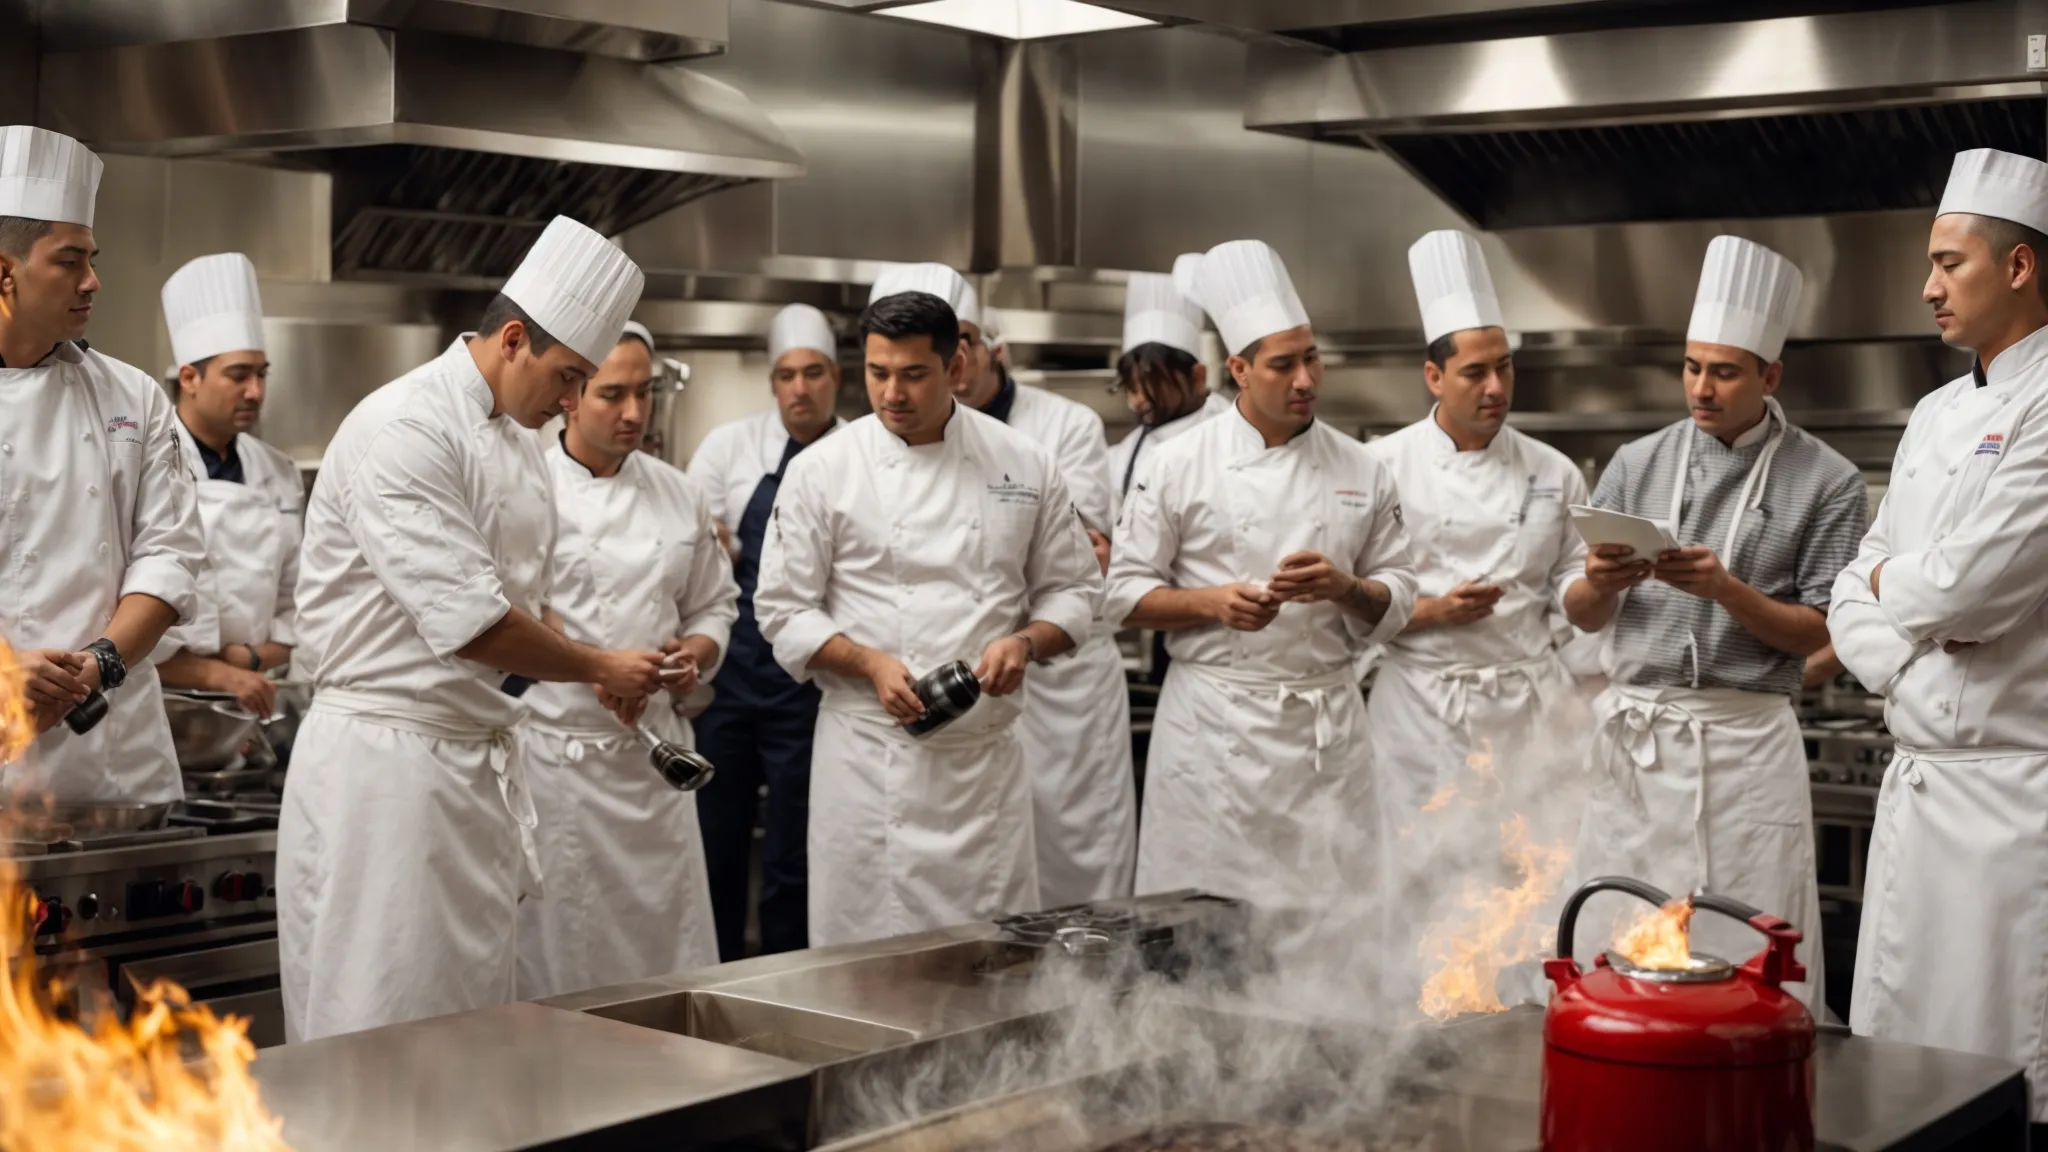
163,693,261,771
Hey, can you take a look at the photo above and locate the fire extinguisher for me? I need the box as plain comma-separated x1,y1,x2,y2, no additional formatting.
1541,876,1816,1152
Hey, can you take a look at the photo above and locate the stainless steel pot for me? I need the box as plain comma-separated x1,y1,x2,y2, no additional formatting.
163,692,261,772
4,800,173,832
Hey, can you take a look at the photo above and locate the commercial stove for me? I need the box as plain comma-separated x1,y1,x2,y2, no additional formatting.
11,800,282,1046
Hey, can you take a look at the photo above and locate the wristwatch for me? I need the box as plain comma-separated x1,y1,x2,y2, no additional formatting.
244,645,263,672
84,637,127,690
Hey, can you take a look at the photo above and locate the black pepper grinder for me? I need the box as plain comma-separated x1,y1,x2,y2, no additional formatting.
64,639,126,735
905,661,982,737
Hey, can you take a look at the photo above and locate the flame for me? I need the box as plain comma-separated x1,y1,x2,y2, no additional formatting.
1616,898,1696,970
1420,786,1458,814
1417,814,1575,1020
1465,738,1497,780
0,636,34,765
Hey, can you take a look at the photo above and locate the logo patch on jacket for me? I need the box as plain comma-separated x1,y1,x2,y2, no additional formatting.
988,478,1041,507
105,416,142,446
1334,487,1376,511
1977,433,2004,457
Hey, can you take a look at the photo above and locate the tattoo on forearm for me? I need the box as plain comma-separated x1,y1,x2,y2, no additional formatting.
1338,576,1391,624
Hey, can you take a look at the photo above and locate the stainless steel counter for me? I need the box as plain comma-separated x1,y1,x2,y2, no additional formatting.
250,1001,812,1151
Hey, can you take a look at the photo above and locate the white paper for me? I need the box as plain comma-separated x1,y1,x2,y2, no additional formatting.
1568,504,1678,561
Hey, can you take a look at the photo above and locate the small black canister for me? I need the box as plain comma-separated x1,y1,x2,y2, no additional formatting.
905,661,982,737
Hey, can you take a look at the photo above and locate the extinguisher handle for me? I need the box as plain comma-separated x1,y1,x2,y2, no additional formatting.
1691,892,1807,987
1553,875,1674,963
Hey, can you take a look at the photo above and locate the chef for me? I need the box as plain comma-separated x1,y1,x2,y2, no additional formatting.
0,125,206,802
1830,147,2048,1120
688,303,844,960
1105,239,1417,922
1569,236,1867,1013
153,253,304,719
754,289,1100,947
1110,257,1233,524
283,216,671,1041
1364,230,1595,992
518,326,739,998
871,263,1135,908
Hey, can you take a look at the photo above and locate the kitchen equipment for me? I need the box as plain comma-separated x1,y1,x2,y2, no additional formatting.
162,692,261,771
638,725,717,792
260,682,314,771
3,800,174,833
906,661,981,737
1542,876,1815,1152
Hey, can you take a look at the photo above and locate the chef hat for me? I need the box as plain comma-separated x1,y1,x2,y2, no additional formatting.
1408,229,1505,345
869,262,982,329
769,303,836,363
1183,240,1310,356
0,126,103,229
162,253,266,367
619,320,654,350
982,310,1006,351
500,216,646,367
1686,236,1803,363
1937,148,2048,236
1123,269,1206,356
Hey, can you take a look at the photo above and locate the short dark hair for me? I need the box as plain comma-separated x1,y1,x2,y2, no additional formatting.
0,216,54,258
1425,331,1459,369
1117,341,1201,411
859,291,960,361
1236,337,1263,362
187,355,216,377
1966,215,2048,305
476,293,560,356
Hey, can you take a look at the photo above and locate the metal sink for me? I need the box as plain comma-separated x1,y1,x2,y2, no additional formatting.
586,989,917,1066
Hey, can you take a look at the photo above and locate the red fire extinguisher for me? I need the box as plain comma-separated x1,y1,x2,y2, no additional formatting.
1541,877,1816,1152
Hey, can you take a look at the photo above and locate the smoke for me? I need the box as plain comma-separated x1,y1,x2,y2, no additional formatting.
820,679,1602,1149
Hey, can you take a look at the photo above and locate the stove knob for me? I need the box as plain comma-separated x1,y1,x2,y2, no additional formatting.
33,896,70,936
75,894,99,921
245,871,265,898
173,882,206,915
213,872,247,902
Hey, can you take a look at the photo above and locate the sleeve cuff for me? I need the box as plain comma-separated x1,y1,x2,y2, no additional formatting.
267,616,298,648
121,557,199,624
769,610,842,683
417,569,514,659
1351,570,1416,646
1103,576,1167,628
1027,591,1097,651
682,613,735,680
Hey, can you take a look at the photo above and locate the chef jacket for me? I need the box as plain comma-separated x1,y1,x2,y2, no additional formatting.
1110,391,1234,525
754,405,1101,732
1106,404,1419,674
293,340,546,729
1831,322,2048,749
0,339,206,801
688,409,849,538
158,421,304,658
1592,411,1867,696
998,380,1115,538
1366,414,1588,670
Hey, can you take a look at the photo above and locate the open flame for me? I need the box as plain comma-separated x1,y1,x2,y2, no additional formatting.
0,641,291,1150
1415,743,1576,1020
1615,899,1695,970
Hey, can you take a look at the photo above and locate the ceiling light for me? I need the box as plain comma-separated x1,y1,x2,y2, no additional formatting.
879,0,1156,40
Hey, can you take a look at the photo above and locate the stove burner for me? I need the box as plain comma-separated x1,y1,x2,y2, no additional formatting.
995,906,1145,947
989,895,1254,981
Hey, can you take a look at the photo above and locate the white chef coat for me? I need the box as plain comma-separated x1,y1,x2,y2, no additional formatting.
1361,413,1591,1006
281,338,550,1042
999,381,1137,907
517,440,738,999
687,408,849,532
1830,322,2048,1118
1105,403,1418,918
0,340,205,803
755,405,1101,946
1109,391,1234,524
157,422,304,659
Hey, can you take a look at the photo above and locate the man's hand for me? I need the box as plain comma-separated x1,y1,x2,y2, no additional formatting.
1266,552,1354,604
1585,544,1652,594
596,689,649,727
220,668,278,719
1209,583,1281,632
591,649,666,700
1414,581,1504,629
657,639,701,697
975,635,1032,698
1087,530,1111,575
21,650,90,720
1654,547,1733,601
859,651,926,725
714,520,736,558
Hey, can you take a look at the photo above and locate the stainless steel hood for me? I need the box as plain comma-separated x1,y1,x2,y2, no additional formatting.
1100,0,2048,228
38,0,805,281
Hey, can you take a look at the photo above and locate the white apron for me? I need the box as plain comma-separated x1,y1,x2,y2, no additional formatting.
278,690,542,1042
808,708,1037,947
1019,629,1137,908
1851,748,2048,1120
1571,683,1822,1011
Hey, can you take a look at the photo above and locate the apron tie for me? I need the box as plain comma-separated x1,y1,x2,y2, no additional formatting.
1181,662,1357,775
1276,683,1339,773
1598,693,1712,890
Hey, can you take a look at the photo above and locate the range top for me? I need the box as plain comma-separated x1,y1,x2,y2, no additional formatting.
987,894,1253,984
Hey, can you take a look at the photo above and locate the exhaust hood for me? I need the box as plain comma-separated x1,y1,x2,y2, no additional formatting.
38,1,805,281
1103,0,2048,228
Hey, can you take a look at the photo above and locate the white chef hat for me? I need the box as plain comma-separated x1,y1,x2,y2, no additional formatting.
869,262,982,329
162,253,266,367
1408,229,1504,345
500,216,646,367
769,303,836,363
1686,236,1803,363
1937,148,2048,235
0,126,103,229
619,320,654,350
982,310,1005,351
1123,269,1205,356
1182,240,1310,356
